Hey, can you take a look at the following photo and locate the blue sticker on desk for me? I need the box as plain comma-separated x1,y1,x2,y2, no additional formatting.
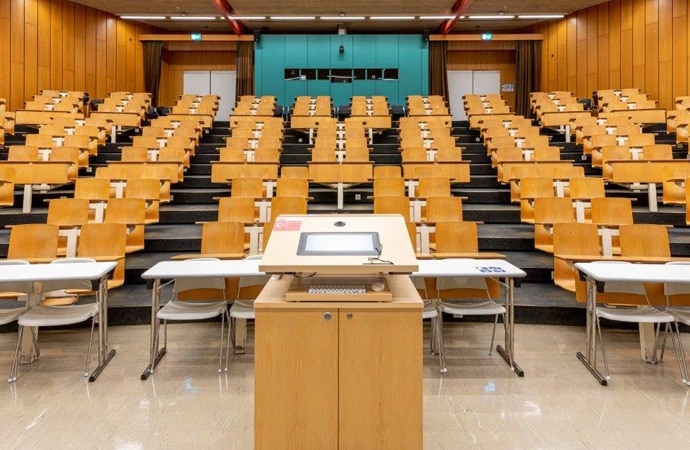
476,266,506,273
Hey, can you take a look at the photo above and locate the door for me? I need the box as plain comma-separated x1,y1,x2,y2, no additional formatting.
447,70,501,121
255,308,338,450
183,70,236,122
338,309,423,450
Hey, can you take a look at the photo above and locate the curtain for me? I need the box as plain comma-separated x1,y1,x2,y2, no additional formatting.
142,41,163,107
515,40,542,117
428,41,449,99
236,41,255,100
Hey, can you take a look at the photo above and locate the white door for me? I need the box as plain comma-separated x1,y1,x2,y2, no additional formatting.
210,71,236,121
447,70,473,121
183,70,237,122
447,70,501,122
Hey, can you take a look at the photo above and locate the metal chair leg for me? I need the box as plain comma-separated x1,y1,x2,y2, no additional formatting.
651,323,662,364
429,314,438,355
670,321,689,384
659,322,669,361
437,315,447,374
596,316,611,380
224,311,231,372
489,314,502,355
8,326,23,383
84,316,96,377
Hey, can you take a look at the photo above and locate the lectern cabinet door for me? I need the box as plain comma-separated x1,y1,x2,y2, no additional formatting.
338,309,423,450
255,309,339,450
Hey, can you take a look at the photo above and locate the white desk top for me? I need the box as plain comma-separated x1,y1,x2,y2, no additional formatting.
141,259,263,280
0,261,117,283
575,262,690,283
413,259,526,278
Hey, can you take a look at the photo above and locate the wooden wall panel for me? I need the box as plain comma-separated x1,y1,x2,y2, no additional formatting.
0,0,157,111
531,0,690,110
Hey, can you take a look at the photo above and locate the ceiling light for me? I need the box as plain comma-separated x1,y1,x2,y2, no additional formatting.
517,15,565,19
120,15,167,20
269,16,316,20
370,16,416,20
419,16,456,20
171,16,217,20
320,16,366,20
230,16,267,20
468,15,516,20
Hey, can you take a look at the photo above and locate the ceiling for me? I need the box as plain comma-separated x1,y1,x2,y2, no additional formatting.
70,0,609,34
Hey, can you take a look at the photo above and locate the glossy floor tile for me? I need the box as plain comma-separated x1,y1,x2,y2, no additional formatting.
1,322,689,449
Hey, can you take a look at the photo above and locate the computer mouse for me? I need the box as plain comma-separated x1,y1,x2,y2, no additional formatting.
371,281,385,292
334,221,346,227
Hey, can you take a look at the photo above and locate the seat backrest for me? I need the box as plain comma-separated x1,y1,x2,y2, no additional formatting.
104,198,146,224
231,177,264,198
590,197,633,225
373,196,410,220
200,222,245,254
74,178,111,202
373,165,402,178
417,177,450,198
311,147,337,162
280,166,309,178
276,177,309,197
519,177,554,200
120,146,149,162
425,197,463,223
640,144,673,160
125,178,161,201
270,196,307,219
434,221,478,253
533,197,574,224
218,197,256,223
8,224,59,260
47,198,90,226
373,177,405,197
569,177,605,200
619,224,670,258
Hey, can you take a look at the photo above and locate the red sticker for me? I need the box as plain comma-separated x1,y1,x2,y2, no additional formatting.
273,220,301,231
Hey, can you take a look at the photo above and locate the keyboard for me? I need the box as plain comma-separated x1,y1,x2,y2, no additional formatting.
307,284,366,295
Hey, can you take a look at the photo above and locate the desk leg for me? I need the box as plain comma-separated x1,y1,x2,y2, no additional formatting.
576,276,608,385
19,289,40,364
141,279,165,380
233,319,247,354
565,125,571,143
639,323,657,362
495,278,524,377
89,275,116,382
648,184,658,212
337,183,344,210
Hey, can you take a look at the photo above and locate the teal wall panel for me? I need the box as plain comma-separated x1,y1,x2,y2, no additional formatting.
255,34,428,107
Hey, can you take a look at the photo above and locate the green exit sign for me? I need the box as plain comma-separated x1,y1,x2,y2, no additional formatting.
190,33,202,41
481,32,493,41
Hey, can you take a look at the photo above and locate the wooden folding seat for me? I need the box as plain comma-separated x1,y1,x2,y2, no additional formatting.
280,166,309,178
311,147,337,162
215,196,257,225
0,166,15,207
46,198,90,256
626,133,655,148
120,146,149,162
533,197,575,253
125,178,161,224
533,147,561,161
373,196,411,221
416,177,451,199
601,146,631,179
640,144,673,160
77,222,127,290
372,177,405,198
104,198,147,253
570,177,605,222
345,146,370,162
275,177,309,198
519,177,555,224
48,147,80,180
423,196,463,223
590,197,634,256
553,223,602,295
7,223,59,262
231,178,265,198
373,165,402,178
253,147,281,163
25,134,56,149
219,148,247,162
132,135,163,149
269,196,307,221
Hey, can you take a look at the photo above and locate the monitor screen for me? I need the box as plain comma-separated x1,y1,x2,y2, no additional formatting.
297,232,381,256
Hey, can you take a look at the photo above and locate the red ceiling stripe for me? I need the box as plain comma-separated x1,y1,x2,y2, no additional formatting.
210,0,245,35
439,0,473,35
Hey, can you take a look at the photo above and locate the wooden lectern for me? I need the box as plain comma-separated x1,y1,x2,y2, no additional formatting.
255,214,423,450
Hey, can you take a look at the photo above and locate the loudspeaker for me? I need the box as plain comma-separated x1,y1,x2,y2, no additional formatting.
254,30,261,42
339,44,345,54
422,30,430,42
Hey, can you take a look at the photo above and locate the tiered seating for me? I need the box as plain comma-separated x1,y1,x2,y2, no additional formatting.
530,92,591,142
464,94,511,129
348,96,392,135
90,92,151,140
290,96,333,132
594,88,666,125
232,95,276,118
407,95,449,116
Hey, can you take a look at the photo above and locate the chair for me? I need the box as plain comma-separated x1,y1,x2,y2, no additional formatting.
519,177,555,224
104,198,146,253
229,255,270,354
424,197,463,223
373,196,411,221
125,178,161,224
231,177,265,198
589,261,686,383
46,198,90,257
373,165,402,178
217,197,257,223
591,197,634,256
275,177,309,198
76,223,127,290
434,222,505,363
570,177,605,222
156,257,231,373
533,197,575,253
372,177,405,198
7,224,59,262
8,258,104,382
269,196,307,221
553,223,601,294
280,166,309,178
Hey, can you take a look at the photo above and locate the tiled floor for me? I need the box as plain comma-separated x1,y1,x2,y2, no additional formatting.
1,322,689,449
